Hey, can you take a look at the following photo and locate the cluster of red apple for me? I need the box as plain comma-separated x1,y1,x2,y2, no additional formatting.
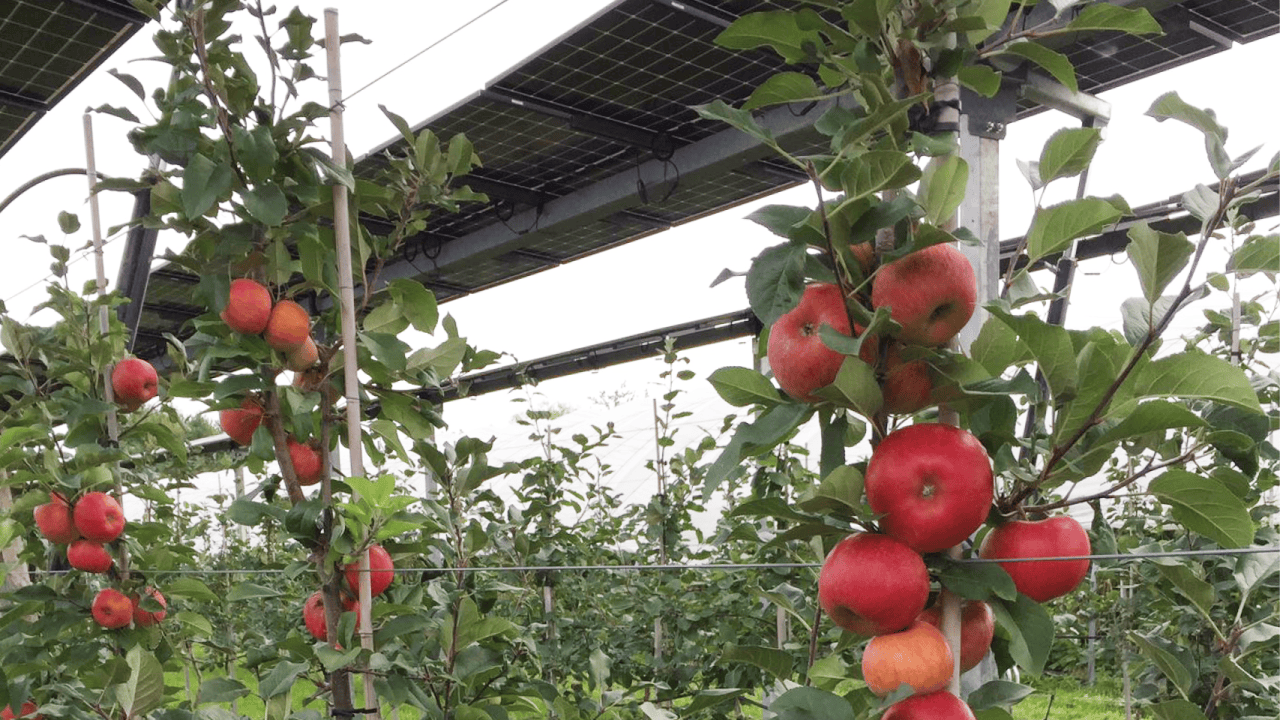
766,242,1091,717
217,278,326,484
302,544,395,641
32,490,167,630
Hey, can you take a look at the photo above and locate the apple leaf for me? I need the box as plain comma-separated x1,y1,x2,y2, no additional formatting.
958,65,1001,98
683,689,750,715
1038,127,1101,184
818,323,864,356
970,316,1030,376
1094,400,1208,445
116,646,164,719
165,577,220,603
919,155,968,226
720,645,794,683
1120,292,1203,347
934,556,1018,602
714,11,821,63
974,710,1015,720
798,464,865,517
1155,564,1216,624
1149,470,1255,548
198,677,251,705
181,152,234,219
812,356,883,417
841,0,896,36
746,204,811,239
998,41,1076,92
226,583,284,602
839,150,920,201
1146,92,1226,143
388,279,439,334
989,308,1077,401
765,686,855,720
1025,197,1123,264
1066,4,1162,34
257,660,309,699
1129,350,1263,414
746,241,807,327
1149,701,1211,720
708,367,782,407
968,680,1035,711
743,71,822,111
1234,551,1280,604
1128,633,1192,700
1127,223,1194,302
992,594,1053,676
693,99,776,148
1231,234,1279,276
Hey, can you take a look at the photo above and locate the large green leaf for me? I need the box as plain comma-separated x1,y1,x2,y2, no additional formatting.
967,680,1035,711
116,646,165,719
934,556,1018,602
715,11,822,63
743,72,822,111
1149,470,1255,548
244,184,287,226
746,242,807,326
767,686,855,720
1038,127,1101,184
198,677,250,705
1149,700,1209,720
958,65,1002,98
1130,350,1263,413
970,315,1030,376
1129,633,1191,699
182,153,234,218
257,660,309,699
708,367,782,407
1234,550,1280,602
693,100,776,147
1155,564,1215,623
226,583,283,602
990,309,1077,400
387,279,439,334
1127,223,1193,302
919,155,968,225
999,41,1076,92
746,204,811,239
1146,92,1226,142
720,645,794,682
1064,4,1162,35
1025,198,1123,263
1094,400,1207,445
992,594,1053,675
811,356,883,417
1231,234,1279,275
842,0,896,36
839,150,920,200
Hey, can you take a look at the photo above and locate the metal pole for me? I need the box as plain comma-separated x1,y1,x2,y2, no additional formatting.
1086,565,1097,685
324,12,379,719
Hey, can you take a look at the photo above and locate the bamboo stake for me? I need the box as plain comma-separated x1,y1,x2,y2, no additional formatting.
83,114,129,579
324,12,379,719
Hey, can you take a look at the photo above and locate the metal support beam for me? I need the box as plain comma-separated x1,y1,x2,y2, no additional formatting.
956,96,1007,351
481,88,671,154
115,190,159,350
1019,71,1111,124
649,0,735,29
1162,5,1238,47
0,89,48,115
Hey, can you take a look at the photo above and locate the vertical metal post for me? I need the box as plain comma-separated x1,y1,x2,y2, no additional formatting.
1086,565,1097,685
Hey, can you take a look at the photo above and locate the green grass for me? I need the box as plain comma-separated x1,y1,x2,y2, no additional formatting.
1013,676,1128,720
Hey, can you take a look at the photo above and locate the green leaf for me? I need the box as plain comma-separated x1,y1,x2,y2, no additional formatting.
226,583,284,602
244,185,288,226
747,205,811,238
1146,92,1226,142
1127,223,1193,302
1150,700,1209,720
1025,198,1122,263
958,65,1001,98
116,646,165,719
1155,564,1215,623
812,356,882,417
766,686,854,720
1119,293,1198,346
182,153,234,218
1182,184,1219,224
363,301,411,336
743,72,822,111
315,645,361,674
970,315,1030,376
974,710,1015,720
842,0,896,36
1234,550,1280,603
715,11,822,63
720,645,794,682
1065,4,1162,35
387,279,438,334
1095,400,1207,445
198,677,250,705
166,577,220,603
1128,633,1191,699
1231,234,1279,275
805,464,865,516
839,151,920,200
232,125,278,183
1149,469,1255,548
1130,350,1263,413
708,367,782,407
919,155,968,226
257,660,309,699
57,211,81,234
693,100,776,147
968,680,1035,710
993,594,1053,675
935,557,1018,602
1038,127,1101,184
990,308,1077,400
999,41,1076,92
746,242,807,326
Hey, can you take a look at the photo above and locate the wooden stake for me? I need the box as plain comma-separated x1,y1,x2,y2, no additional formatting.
324,12,379,719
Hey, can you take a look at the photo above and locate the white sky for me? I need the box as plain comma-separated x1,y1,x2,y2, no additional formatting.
0,2,1276,523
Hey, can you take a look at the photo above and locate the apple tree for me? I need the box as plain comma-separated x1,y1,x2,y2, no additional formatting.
692,1,1278,718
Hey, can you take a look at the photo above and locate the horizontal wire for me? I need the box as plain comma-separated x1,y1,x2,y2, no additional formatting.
26,545,1279,578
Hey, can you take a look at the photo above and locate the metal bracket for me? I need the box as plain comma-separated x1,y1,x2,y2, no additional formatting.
960,85,1018,140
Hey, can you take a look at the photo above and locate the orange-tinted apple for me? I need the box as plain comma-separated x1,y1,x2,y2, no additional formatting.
918,600,995,672
33,493,79,544
219,398,263,446
287,438,324,486
220,278,272,335
863,620,954,697
344,544,395,597
131,587,168,626
111,358,158,411
882,691,975,720
818,533,929,636
285,336,318,371
67,540,113,574
264,300,310,352
872,243,976,346
766,284,851,402
91,588,132,629
73,492,125,543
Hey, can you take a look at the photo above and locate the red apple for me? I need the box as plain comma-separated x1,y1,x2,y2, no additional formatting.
111,358,158,411
918,600,995,672
818,533,929,636
219,397,263,446
220,278,272,335
871,244,976,346
91,588,132,629
864,423,993,554
72,492,125,543
979,515,1091,603
863,620,954,697
285,336,318,371
287,438,324,486
857,335,934,415
766,284,852,402
304,590,358,642
131,587,168,627
67,540,113,574
33,493,79,544
264,300,311,352
882,691,976,720
344,544,395,597
0,702,40,720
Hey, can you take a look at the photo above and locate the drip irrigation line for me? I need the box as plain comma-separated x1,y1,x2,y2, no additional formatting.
25,545,1278,578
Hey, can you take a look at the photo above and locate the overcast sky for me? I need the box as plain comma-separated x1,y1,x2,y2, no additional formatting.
0,2,1275,516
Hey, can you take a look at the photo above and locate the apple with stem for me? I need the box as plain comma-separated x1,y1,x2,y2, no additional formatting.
344,544,395,597
131,588,168,627
871,243,976,347
73,492,125,543
220,278,272,335
766,284,851,402
864,423,993,554
918,600,995,672
91,588,132,629
818,533,929,636
862,620,954,697
219,397,263,446
285,336,318,371
111,358,158,411
67,540,113,574
979,515,1091,603
288,438,324,486
33,493,79,544
857,334,934,415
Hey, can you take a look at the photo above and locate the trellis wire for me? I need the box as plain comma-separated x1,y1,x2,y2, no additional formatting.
26,545,1279,578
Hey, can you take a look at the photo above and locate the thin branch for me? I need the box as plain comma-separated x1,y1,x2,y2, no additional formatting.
1024,445,1206,514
